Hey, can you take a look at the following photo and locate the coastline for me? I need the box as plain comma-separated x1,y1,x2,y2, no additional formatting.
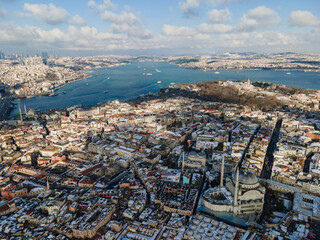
7,78,319,120
168,62,320,73
10,62,130,100
7,61,320,118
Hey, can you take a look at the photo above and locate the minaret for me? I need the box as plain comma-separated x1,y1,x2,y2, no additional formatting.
19,107,23,122
233,166,239,207
220,155,225,188
47,177,50,191
24,104,27,115
182,152,185,169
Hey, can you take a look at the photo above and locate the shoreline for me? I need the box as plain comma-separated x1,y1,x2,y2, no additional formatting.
8,79,319,119
10,62,130,100
11,61,319,100
7,63,320,118
168,62,320,73
14,72,90,100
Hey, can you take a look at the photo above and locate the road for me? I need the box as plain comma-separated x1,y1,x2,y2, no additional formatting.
260,118,283,179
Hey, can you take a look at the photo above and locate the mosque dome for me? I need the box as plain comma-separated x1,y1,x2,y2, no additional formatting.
232,170,258,185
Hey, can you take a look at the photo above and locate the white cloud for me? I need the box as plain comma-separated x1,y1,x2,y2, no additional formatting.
217,31,295,48
69,14,86,26
237,6,281,32
36,28,70,43
1,20,319,53
162,24,196,36
288,11,320,27
0,5,6,18
0,22,128,51
24,3,69,25
110,23,152,39
14,11,32,18
96,8,151,39
198,23,233,33
100,11,139,25
88,0,115,11
207,8,231,23
194,33,211,40
179,0,200,18
23,3,86,26
208,0,245,7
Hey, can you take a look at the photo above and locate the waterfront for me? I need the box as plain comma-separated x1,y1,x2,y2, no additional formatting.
11,61,320,116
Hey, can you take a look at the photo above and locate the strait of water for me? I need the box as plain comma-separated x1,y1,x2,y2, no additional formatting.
11,61,320,116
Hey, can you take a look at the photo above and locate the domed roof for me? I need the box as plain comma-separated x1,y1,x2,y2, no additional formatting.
232,170,258,185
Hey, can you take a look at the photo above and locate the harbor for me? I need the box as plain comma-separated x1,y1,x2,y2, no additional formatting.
9,61,320,116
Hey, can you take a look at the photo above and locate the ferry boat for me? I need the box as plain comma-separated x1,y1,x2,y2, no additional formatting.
157,81,162,84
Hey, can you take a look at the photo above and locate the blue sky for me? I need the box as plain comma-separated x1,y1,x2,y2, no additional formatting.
0,0,320,56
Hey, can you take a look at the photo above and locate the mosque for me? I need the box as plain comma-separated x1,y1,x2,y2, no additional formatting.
202,156,266,218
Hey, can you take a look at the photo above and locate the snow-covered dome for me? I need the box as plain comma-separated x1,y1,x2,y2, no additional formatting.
232,170,258,185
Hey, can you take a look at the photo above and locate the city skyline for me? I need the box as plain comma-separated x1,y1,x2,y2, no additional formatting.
0,0,320,56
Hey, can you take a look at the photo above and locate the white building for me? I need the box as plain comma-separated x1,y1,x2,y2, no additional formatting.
202,159,265,217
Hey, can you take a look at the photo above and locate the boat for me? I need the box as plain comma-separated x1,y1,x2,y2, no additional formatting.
214,71,220,74
86,83,89,85
157,81,162,84
95,71,98,76
286,72,291,75
49,93,58,97
170,82,175,85
146,73,152,76
107,77,110,79
62,91,67,94
155,69,161,72
104,90,109,93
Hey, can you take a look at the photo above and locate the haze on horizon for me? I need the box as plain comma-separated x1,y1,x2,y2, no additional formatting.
0,0,320,56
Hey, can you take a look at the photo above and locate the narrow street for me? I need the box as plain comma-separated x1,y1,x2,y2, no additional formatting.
261,118,283,179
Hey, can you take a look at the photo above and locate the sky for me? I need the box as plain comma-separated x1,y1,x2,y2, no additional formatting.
0,0,320,56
